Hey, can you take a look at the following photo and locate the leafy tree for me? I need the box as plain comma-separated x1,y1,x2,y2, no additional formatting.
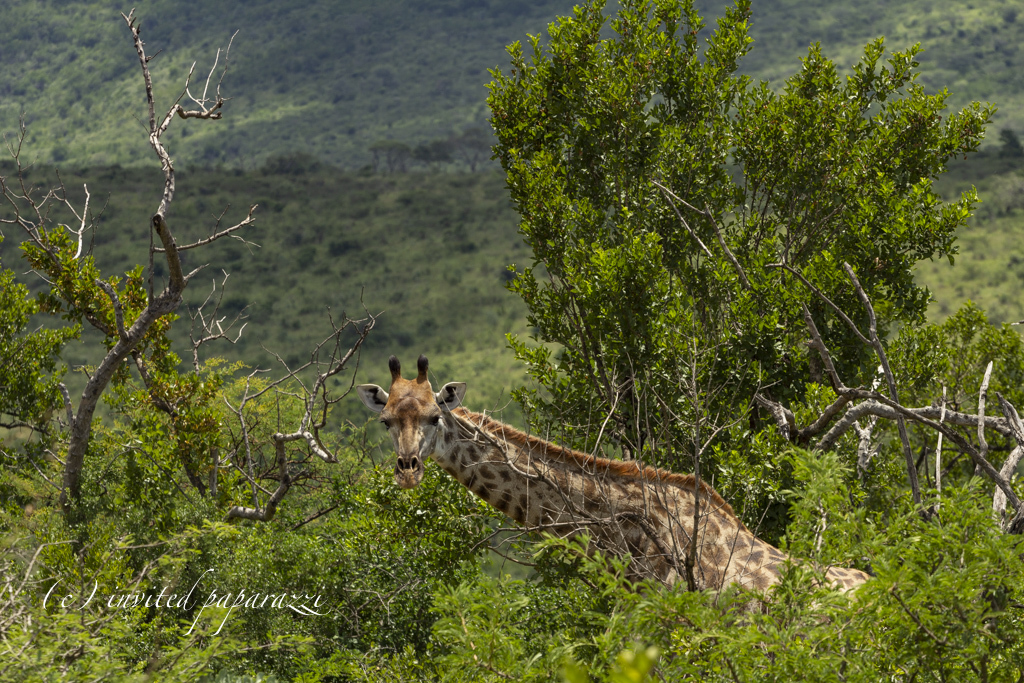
999,126,1024,158
369,140,412,173
449,127,493,172
0,241,77,431
488,0,992,529
413,138,454,167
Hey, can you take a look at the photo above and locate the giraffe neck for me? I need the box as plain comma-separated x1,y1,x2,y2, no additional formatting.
431,408,868,591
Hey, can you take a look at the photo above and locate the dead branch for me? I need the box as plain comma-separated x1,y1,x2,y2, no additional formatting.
978,361,994,475
188,271,249,371
936,385,946,496
854,416,879,482
994,393,1024,527
753,394,794,442
800,304,846,391
841,263,920,505
55,18,245,510
224,314,375,522
838,387,1023,526
225,436,292,522
654,179,750,289
154,204,258,253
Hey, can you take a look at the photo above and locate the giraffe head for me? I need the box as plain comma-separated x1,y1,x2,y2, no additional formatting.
356,355,466,489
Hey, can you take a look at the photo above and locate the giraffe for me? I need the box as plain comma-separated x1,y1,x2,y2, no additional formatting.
356,355,869,592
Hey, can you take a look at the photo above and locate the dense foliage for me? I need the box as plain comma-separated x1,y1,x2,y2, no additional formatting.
3,0,1024,681
490,0,992,535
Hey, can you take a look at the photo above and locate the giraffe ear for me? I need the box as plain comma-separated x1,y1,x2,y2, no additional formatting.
356,384,389,412
435,382,466,410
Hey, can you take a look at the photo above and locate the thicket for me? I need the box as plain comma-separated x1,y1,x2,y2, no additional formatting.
3,1,1024,681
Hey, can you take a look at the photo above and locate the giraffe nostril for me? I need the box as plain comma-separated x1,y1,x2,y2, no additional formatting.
411,456,420,469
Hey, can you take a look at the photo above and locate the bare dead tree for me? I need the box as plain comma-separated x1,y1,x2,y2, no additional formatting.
224,312,375,522
754,261,1024,533
0,13,256,512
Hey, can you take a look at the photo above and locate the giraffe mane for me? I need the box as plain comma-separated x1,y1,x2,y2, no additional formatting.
452,407,746,528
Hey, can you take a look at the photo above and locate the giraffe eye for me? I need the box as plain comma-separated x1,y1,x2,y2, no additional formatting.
380,418,392,429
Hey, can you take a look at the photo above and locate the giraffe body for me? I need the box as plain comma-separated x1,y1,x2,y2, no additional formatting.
357,356,869,592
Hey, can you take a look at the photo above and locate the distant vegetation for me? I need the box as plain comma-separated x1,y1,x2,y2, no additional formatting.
0,160,531,425
3,0,1024,169
925,135,1024,324
2,142,1022,426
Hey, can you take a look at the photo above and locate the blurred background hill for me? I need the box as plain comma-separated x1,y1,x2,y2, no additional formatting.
2,0,1024,419
2,0,1022,169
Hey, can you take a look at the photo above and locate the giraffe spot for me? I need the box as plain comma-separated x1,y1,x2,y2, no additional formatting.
749,551,764,565
479,466,497,481
513,504,525,522
497,491,512,512
473,483,489,498
466,473,477,490
499,469,512,482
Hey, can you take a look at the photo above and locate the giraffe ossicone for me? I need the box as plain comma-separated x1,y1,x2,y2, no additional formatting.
356,355,869,592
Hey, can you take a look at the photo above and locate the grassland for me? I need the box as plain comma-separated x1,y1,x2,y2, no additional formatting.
921,150,1024,325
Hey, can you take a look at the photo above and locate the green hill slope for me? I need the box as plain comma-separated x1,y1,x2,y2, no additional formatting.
0,0,580,169
3,0,1024,421
0,161,531,424
3,0,1023,170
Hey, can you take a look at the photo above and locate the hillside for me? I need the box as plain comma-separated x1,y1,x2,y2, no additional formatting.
0,161,531,424
2,0,1023,170
2,0,1024,420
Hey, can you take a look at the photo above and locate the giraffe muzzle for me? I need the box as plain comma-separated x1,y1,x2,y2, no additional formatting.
394,454,424,489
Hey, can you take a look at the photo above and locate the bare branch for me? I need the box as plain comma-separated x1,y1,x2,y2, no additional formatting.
839,263,919,506
995,393,1024,526
57,383,73,428
226,436,291,522
854,416,879,482
769,263,870,346
654,179,750,289
801,304,846,391
978,361,994,474
652,180,713,259
154,204,258,252
188,272,249,371
936,385,946,496
754,393,794,442
94,280,128,342
838,388,1021,518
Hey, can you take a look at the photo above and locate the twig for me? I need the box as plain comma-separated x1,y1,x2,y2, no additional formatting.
936,385,946,497
978,361,994,475
842,262,919,506
654,179,750,289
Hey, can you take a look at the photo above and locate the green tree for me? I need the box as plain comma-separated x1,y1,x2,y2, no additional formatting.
999,126,1024,158
488,0,991,527
369,140,412,173
0,242,77,431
